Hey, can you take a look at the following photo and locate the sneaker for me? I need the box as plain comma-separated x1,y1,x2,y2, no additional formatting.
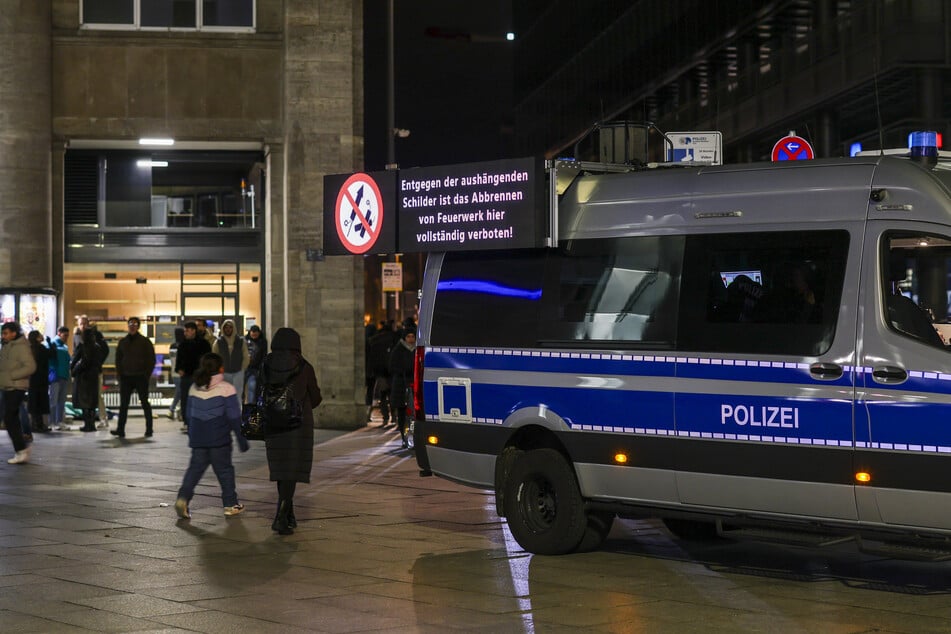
165,411,175,420
96,421,109,429
109,429,125,438
174,498,190,520
223,503,245,517
7,447,31,464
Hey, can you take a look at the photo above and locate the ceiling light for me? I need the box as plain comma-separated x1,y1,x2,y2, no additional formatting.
136,160,168,168
138,138,175,146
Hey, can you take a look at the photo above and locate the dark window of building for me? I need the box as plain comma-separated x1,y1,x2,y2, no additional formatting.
142,0,197,28
83,0,134,25
679,230,850,355
82,0,252,30
539,236,683,347
203,0,254,27
430,250,545,348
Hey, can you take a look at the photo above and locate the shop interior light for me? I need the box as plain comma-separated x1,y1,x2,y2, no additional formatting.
136,160,168,168
138,137,175,146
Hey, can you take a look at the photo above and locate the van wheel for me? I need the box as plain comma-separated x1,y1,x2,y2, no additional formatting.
503,448,587,555
662,518,720,541
576,512,615,552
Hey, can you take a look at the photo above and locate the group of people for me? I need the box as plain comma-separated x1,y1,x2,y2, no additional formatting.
0,316,321,537
366,317,417,448
0,317,111,464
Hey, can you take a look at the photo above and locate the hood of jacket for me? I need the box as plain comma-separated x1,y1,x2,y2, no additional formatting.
271,327,301,352
263,328,303,384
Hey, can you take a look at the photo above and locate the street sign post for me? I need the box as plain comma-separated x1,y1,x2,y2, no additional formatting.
772,134,815,161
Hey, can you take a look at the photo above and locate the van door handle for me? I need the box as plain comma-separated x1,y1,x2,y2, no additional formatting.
809,362,843,380
872,365,908,384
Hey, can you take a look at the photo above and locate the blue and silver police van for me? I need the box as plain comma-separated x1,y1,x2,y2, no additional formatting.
412,135,951,555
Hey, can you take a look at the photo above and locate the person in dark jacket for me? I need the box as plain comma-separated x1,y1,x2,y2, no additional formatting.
70,326,108,432
367,321,399,426
262,327,322,535
174,321,212,431
26,330,53,433
112,317,157,438
389,327,416,448
174,353,249,520
244,325,267,403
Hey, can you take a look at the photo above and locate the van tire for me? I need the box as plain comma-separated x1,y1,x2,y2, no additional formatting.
503,448,587,555
576,512,614,552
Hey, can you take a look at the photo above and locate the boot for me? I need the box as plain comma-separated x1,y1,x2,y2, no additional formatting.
286,500,297,529
272,500,293,535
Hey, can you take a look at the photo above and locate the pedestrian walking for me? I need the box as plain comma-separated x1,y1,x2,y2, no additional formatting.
389,327,416,448
244,325,267,403
262,327,322,535
174,353,249,520
165,327,184,420
0,322,36,463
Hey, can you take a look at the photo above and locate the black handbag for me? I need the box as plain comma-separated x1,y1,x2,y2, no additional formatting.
241,402,267,441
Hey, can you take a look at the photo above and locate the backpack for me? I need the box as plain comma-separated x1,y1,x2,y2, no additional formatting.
259,367,303,433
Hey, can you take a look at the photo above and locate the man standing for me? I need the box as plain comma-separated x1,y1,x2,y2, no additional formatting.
0,322,36,463
212,319,249,398
175,321,211,431
48,327,71,431
112,317,156,438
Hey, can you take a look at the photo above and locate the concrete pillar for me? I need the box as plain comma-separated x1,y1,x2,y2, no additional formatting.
0,2,52,287
282,0,365,429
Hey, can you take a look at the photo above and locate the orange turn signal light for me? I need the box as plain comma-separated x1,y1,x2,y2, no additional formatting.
614,453,628,464
855,471,871,483
427,435,439,446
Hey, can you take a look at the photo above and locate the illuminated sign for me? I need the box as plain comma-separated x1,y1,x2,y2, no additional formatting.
397,157,545,252
322,170,397,255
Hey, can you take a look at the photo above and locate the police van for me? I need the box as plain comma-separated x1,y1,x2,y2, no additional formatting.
411,135,951,555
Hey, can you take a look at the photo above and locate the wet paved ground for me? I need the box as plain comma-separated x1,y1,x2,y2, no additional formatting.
3,412,951,632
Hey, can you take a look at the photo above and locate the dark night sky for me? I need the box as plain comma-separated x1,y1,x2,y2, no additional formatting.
363,1,514,171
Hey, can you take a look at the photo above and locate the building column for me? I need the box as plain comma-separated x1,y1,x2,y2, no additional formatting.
283,0,365,428
0,1,52,287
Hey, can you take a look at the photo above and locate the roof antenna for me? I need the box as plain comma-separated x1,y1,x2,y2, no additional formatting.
873,54,885,155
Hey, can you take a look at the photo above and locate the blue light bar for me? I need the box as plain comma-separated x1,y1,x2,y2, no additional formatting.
849,142,862,157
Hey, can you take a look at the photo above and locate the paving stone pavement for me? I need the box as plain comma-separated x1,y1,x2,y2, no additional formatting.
4,413,951,633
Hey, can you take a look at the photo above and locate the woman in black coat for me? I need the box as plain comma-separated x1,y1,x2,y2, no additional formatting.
262,327,321,535
71,327,107,432
27,331,53,433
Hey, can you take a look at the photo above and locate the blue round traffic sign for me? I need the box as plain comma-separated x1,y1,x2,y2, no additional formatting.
771,135,814,161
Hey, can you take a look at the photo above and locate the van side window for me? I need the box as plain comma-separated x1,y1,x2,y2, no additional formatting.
882,232,950,349
679,230,849,355
430,250,545,348
539,236,683,346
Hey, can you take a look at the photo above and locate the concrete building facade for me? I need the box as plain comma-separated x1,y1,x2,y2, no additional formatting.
0,1,366,427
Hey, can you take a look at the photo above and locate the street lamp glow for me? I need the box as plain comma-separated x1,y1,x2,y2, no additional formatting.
506,31,515,41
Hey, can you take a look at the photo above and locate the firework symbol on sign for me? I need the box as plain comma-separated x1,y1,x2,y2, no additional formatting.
348,185,375,238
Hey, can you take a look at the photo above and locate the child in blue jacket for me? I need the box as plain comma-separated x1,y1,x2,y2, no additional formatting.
175,353,250,519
